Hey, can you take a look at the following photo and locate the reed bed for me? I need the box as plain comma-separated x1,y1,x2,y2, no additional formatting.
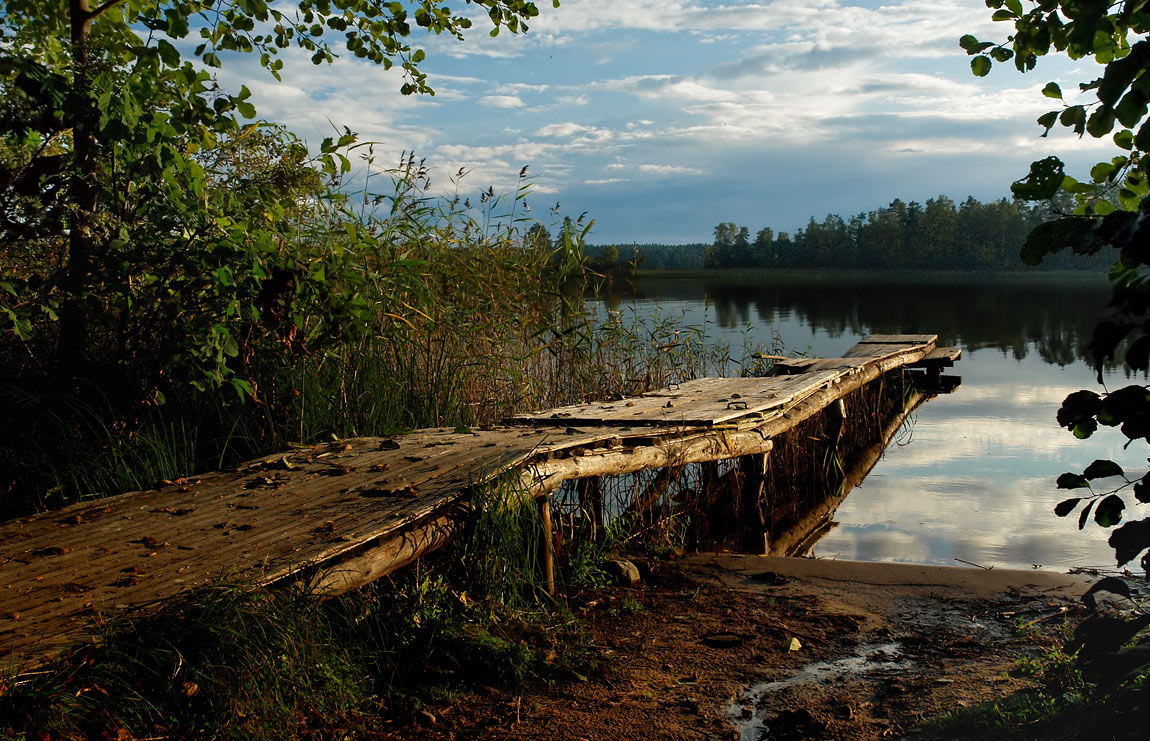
0,159,743,519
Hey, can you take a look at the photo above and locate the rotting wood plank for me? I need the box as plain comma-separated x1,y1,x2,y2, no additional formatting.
0,429,557,668
809,340,936,372
853,333,938,345
911,346,961,366
768,357,820,375
521,431,775,495
1,422,700,665
2,436,526,584
776,354,919,375
511,371,846,428
772,335,935,373
841,341,931,359
0,333,955,672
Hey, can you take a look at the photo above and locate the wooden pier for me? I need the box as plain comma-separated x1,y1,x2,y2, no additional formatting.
0,334,959,670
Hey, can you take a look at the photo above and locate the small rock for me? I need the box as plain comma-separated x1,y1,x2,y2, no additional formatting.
603,558,641,587
751,570,787,586
700,632,745,649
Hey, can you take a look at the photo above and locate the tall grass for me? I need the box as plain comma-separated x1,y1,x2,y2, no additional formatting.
0,584,366,739
0,154,775,734
0,153,749,517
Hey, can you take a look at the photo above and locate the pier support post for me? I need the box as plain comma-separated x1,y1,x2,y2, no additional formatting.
538,495,555,596
739,453,769,555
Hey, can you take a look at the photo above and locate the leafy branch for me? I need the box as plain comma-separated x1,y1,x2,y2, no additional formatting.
965,0,1150,694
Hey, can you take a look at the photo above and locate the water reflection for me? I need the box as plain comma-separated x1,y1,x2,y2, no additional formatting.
624,276,1109,366
618,276,1135,571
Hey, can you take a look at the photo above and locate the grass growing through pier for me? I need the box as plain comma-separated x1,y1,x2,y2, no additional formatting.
0,478,603,739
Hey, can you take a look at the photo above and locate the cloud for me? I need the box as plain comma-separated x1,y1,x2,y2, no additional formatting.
434,0,996,60
208,0,1102,244
851,74,977,97
535,122,596,137
479,94,526,108
636,164,704,176
533,123,616,146
598,73,678,95
501,82,550,93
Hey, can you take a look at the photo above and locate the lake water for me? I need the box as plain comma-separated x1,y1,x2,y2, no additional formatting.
613,274,1141,573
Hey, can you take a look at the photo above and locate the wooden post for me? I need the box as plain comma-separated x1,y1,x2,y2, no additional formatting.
592,479,604,541
538,495,555,596
739,453,769,554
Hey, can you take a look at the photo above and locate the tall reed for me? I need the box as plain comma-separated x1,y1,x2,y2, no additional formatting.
0,154,743,517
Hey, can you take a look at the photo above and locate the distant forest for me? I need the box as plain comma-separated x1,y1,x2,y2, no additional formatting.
590,195,1111,272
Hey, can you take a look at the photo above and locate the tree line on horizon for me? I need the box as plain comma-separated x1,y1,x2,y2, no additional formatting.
594,194,1113,272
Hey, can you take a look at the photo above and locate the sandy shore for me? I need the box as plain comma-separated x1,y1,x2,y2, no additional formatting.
391,554,1094,740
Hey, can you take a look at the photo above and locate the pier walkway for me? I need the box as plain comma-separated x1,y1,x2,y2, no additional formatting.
0,334,958,669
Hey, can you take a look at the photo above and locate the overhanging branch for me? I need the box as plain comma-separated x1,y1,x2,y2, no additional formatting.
87,0,126,23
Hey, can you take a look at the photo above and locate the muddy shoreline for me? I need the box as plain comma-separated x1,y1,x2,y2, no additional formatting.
386,555,1091,740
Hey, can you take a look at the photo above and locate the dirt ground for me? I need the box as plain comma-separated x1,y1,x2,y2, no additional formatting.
385,554,1091,740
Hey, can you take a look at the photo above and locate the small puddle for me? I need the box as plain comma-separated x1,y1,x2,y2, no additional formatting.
725,641,910,741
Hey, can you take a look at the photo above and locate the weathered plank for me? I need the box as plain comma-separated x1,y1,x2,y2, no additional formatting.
0,429,553,668
854,333,938,345
522,431,775,494
0,333,955,671
842,340,933,360
912,346,962,366
511,371,846,427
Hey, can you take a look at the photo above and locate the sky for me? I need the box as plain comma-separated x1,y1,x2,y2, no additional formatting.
215,0,1116,244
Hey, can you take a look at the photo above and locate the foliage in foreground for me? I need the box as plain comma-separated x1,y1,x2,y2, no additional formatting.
1,0,549,396
927,616,1150,740
0,0,750,519
963,0,1150,704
